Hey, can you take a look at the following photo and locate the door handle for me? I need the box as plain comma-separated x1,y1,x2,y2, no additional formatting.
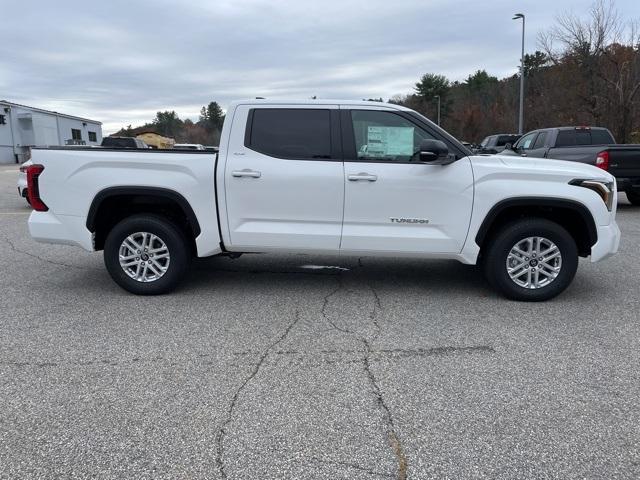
232,169,261,178
348,173,378,182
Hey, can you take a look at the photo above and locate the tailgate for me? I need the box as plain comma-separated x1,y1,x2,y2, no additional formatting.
608,147,640,178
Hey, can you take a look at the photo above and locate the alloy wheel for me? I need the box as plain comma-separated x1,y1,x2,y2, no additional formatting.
506,236,562,289
118,232,170,282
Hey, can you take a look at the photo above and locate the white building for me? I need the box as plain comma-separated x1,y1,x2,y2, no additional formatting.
0,100,103,164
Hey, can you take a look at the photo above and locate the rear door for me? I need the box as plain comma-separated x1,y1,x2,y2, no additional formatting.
340,107,473,254
223,105,344,251
547,129,597,163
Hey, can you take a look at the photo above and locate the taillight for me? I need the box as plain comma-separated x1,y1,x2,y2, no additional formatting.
26,164,48,211
595,151,609,171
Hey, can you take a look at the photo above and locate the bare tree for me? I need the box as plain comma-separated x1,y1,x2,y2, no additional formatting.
539,0,640,141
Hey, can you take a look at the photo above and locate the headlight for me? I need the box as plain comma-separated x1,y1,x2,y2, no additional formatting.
570,179,615,211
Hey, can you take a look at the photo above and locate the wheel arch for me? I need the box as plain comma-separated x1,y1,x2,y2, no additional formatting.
475,197,598,258
86,187,201,251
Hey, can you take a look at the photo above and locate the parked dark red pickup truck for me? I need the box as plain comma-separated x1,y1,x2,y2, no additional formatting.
502,126,640,205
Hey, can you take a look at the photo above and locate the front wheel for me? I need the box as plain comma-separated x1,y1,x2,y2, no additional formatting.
626,189,640,206
104,214,191,295
483,218,578,301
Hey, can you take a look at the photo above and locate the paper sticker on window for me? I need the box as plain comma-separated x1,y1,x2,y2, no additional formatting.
366,126,414,156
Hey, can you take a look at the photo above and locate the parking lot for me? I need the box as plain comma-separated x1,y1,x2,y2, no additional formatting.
1,163,639,479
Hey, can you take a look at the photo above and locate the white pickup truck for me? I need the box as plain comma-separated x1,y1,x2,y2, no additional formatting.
26,100,620,301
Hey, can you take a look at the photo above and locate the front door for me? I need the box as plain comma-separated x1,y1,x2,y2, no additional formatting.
224,105,344,251
340,108,474,254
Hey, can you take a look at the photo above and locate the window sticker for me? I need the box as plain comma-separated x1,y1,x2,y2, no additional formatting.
365,126,414,156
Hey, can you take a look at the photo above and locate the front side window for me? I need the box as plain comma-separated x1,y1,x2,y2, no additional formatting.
246,109,331,159
350,110,435,162
516,132,538,150
71,129,82,140
532,132,547,149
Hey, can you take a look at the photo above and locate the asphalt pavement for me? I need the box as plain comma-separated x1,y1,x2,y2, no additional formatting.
0,164,638,479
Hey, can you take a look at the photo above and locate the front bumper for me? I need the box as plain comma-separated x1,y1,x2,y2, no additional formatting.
28,211,94,251
591,221,621,262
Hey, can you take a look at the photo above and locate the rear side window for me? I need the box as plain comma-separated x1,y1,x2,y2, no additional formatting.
246,109,332,159
555,130,576,147
591,129,614,144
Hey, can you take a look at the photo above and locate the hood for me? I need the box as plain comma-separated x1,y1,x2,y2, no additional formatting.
472,154,614,184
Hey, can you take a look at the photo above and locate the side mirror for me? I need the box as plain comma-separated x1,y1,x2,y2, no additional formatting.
504,143,513,151
419,139,450,164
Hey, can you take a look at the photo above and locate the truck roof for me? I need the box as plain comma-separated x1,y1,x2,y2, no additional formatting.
545,126,610,131
227,99,412,111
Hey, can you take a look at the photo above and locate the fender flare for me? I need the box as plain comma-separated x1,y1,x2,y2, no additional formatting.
474,197,597,247
86,186,201,237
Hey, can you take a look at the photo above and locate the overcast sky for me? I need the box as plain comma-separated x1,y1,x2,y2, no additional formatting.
1,0,639,133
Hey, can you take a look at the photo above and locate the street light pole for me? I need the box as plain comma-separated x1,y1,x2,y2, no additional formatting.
513,13,525,135
434,95,441,126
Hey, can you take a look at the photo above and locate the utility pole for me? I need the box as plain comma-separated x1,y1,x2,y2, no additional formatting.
513,13,525,134
434,95,441,126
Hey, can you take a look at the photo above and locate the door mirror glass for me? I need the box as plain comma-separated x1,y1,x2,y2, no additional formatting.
419,139,449,163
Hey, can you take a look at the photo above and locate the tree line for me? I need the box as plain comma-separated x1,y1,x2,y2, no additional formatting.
115,1,638,146
114,101,225,145
393,0,640,143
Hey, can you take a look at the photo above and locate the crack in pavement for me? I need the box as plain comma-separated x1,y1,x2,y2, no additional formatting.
363,284,408,480
215,310,301,480
320,271,408,480
0,234,100,272
321,276,356,335
0,345,495,370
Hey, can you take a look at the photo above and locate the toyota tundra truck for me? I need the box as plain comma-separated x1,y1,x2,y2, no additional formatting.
25,100,621,301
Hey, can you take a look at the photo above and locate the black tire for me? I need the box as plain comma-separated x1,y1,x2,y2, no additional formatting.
483,218,578,302
104,214,191,295
626,189,640,206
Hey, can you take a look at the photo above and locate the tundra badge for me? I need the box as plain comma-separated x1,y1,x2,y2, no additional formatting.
390,218,429,224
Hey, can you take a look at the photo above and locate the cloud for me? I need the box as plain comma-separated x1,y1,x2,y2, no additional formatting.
1,0,638,133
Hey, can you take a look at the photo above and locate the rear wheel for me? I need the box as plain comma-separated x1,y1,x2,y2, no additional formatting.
483,218,578,301
626,189,640,206
104,214,191,295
